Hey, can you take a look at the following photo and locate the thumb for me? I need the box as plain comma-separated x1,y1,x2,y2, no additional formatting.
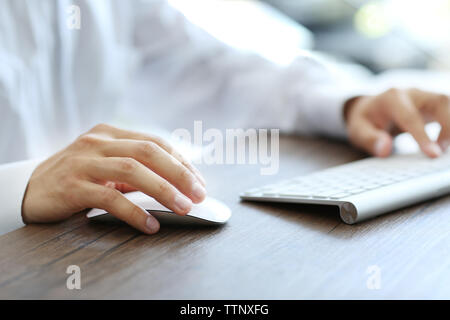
349,118,393,157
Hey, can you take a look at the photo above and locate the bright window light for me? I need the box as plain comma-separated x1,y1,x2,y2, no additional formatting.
168,0,314,65
354,1,393,38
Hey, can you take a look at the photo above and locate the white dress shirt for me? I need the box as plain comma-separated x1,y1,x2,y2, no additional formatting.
0,0,357,234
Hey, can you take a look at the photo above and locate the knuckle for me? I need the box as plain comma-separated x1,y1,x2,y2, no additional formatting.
137,141,158,157
181,160,193,171
384,87,402,97
98,188,120,206
91,123,111,133
151,135,165,145
179,167,193,182
117,157,139,174
407,87,421,97
157,181,172,195
176,152,189,166
165,144,175,155
153,136,174,153
75,134,100,149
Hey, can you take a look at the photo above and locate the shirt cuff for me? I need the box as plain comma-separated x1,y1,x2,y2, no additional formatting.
0,159,42,235
303,85,365,140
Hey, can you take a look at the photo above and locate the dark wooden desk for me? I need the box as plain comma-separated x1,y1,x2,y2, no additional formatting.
1,136,449,299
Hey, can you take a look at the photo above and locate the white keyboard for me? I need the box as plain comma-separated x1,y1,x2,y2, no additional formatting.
241,152,450,224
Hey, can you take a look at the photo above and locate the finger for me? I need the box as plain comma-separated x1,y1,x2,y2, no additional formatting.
411,89,450,151
83,157,193,215
91,124,206,186
115,183,138,193
384,89,442,158
83,182,160,234
433,98,450,151
100,139,206,203
348,116,393,157
104,181,138,193
438,126,450,152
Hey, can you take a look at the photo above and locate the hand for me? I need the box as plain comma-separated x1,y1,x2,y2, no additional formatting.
22,124,207,234
345,88,450,158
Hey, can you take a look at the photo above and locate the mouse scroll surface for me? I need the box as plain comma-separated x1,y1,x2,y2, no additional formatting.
86,191,231,226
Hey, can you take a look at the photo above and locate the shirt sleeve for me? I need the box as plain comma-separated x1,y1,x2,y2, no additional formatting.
0,159,42,235
128,0,360,139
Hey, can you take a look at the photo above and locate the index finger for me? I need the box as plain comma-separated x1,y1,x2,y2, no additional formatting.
384,89,442,158
91,124,206,186
409,89,450,151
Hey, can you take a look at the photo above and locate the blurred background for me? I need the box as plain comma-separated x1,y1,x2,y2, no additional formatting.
146,0,449,154
127,0,450,154
169,0,450,73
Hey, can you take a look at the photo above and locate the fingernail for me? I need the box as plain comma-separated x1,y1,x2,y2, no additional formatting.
192,182,206,202
146,216,159,234
424,142,442,158
174,194,192,213
375,137,388,157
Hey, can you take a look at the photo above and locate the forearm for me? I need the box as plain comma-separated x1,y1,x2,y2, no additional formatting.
131,0,360,138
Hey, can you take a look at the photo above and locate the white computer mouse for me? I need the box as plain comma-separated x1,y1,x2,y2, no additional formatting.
86,191,231,226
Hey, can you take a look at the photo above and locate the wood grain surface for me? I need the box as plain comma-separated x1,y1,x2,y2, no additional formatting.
0,136,449,299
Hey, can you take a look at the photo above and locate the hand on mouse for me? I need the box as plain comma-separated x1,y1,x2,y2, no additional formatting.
22,123,207,234
345,88,450,158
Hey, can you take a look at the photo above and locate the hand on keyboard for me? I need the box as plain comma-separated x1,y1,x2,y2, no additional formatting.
345,88,449,159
